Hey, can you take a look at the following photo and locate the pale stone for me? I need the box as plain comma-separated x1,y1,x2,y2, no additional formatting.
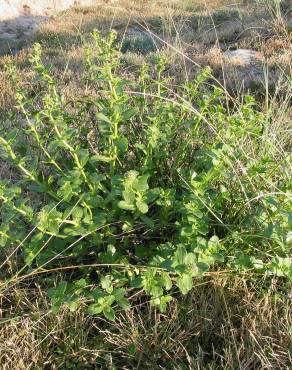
0,1,105,48
0,32,17,39
0,1,100,20
224,49,263,67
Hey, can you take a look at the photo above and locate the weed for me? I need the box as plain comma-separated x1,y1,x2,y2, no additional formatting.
0,2,291,368
0,31,290,321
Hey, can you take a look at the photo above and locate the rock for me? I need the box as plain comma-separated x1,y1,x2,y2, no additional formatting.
221,49,266,92
224,49,263,67
0,1,105,54
0,32,17,40
0,1,100,20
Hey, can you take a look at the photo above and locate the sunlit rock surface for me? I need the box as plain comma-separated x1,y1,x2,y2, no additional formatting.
0,1,98,19
0,1,102,54
224,49,263,67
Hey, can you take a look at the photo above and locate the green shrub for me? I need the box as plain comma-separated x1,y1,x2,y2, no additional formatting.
121,33,156,54
0,30,290,319
212,8,242,25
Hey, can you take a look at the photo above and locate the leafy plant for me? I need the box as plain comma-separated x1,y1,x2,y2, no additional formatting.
0,30,290,319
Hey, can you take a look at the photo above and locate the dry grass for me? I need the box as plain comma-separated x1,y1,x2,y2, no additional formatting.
0,276,291,369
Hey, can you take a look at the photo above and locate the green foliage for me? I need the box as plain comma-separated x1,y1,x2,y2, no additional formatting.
121,33,156,54
0,30,291,318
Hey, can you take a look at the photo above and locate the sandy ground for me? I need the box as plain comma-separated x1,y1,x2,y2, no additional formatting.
0,1,100,20
0,0,101,53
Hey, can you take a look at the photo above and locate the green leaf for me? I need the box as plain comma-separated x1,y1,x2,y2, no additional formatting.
48,219,60,235
77,149,89,167
126,170,139,182
51,299,63,314
131,277,143,288
122,107,138,120
74,278,87,289
150,285,163,299
209,235,220,245
197,262,210,273
173,245,187,266
58,181,73,201
185,253,197,265
128,344,137,356
112,288,125,300
72,206,84,222
103,295,116,306
107,244,116,255
91,289,105,301
103,306,116,321
136,200,148,214
87,303,103,315
235,254,252,269
142,268,157,294
176,273,193,295
158,295,172,313
116,137,128,153
101,275,113,293
122,189,135,204
48,281,69,314
90,154,113,163
286,231,292,245
133,175,149,192
48,281,68,299
118,201,135,211
67,297,79,312
96,112,112,124
161,272,172,290
117,298,131,310
140,214,155,228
